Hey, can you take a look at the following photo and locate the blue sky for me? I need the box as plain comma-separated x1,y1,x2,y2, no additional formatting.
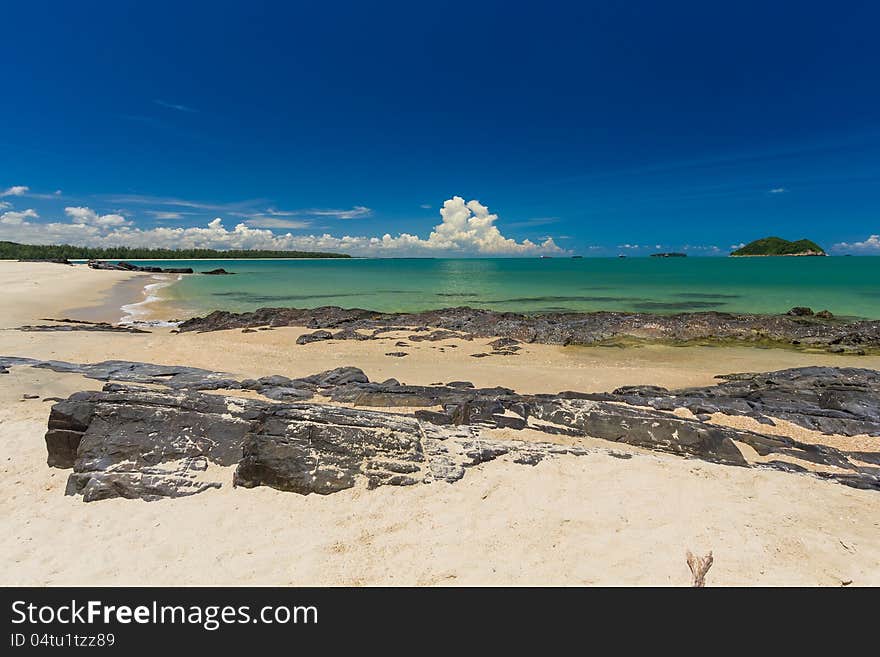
1,0,879,255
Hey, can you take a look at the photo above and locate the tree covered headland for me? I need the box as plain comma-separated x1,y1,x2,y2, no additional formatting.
730,237,826,256
0,241,351,260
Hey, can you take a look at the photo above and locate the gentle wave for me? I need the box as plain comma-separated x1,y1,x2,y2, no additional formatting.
119,274,182,326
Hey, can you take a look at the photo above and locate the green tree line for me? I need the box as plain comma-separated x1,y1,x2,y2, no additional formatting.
0,241,351,260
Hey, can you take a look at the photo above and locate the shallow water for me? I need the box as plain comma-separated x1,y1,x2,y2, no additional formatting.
94,257,880,319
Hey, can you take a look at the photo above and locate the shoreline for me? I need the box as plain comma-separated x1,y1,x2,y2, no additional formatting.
19,261,880,357
56,266,184,325
118,273,184,325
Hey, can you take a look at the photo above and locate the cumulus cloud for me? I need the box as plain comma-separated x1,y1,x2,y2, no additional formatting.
0,196,562,256
1,185,29,197
423,198,560,254
0,209,39,225
64,206,130,227
833,235,880,253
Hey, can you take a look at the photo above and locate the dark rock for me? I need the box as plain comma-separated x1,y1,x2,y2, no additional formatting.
489,337,520,349
296,330,333,345
175,306,880,354
242,328,257,333
46,388,258,500
409,330,472,342
816,310,834,319
6,355,877,500
787,307,814,316
202,268,234,275
18,319,149,334
0,357,240,392
385,352,408,357
88,260,194,274
297,366,369,387
261,387,314,401
602,366,880,438
332,328,370,341
258,374,294,387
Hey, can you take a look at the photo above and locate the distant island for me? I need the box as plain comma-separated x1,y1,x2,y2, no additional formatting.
0,241,351,261
730,237,826,257
651,252,687,258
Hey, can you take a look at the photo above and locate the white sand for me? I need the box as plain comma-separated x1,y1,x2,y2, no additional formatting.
1,261,878,586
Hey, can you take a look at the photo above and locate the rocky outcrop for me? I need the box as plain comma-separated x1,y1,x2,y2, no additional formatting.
591,366,880,437
296,330,333,345
16,319,149,334
201,268,234,275
44,385,595,501
3,356,876,501
88,260,194,274
176,306,880,353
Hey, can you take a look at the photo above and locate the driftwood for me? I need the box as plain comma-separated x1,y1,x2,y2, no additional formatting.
686,550,714,587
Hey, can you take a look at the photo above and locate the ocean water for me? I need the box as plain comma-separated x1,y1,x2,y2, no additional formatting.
113,257,880,319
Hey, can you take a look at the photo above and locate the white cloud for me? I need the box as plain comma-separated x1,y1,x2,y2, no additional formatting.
301,206,372,220
769,187,787,194
0,196,562,256
422,197,561,254
833,235,880,253
1,185,29,197
64,206,130,227
106,195,373,221
243,217,313,229
0,209,39,225
154,99,198,113
681,244,721,253
420,204,432,209
0,201,11,210
147,211,188,220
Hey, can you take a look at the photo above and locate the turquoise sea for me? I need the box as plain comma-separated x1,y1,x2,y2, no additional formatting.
116,257,880,319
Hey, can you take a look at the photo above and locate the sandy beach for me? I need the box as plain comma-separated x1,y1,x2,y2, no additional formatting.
1,260,878,586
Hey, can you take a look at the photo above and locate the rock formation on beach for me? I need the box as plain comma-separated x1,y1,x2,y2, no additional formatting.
177,305,880,354
0,356,876,502
88,260,194,274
